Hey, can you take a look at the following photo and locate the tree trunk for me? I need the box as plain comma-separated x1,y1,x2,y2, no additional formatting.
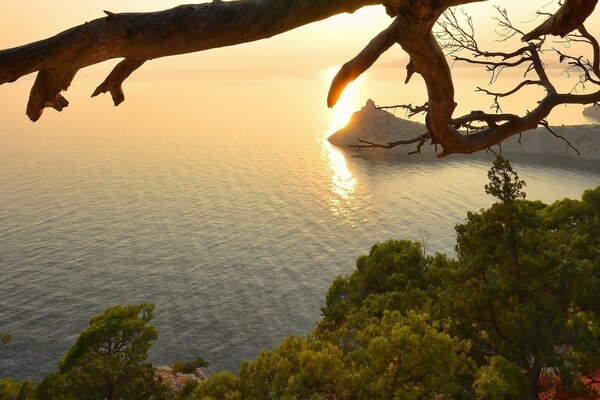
528,356,542,400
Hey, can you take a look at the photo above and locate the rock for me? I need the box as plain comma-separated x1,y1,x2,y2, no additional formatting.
328,99,600,161
583,105,600,120
327,99,433,155
155,365,207,392
194,367,207,380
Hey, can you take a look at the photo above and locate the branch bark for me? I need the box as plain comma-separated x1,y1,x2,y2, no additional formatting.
1,0,384,120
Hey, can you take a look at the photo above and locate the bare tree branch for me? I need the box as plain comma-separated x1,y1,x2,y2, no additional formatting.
538,119,581,155
376,102,429,118
349,133,431,154
578,25,600,78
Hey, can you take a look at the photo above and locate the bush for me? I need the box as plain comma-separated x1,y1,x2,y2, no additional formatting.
173,357,209,374
0,378,35,400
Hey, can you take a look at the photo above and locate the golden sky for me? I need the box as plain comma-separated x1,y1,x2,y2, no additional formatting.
0,0,599,74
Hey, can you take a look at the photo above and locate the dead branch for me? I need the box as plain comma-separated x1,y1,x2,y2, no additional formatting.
578,25,600,78
494,6,526,41
538,120,581,155
349,133,431,154
91,59,146,107
376,103,429,118
554,49,600,86
477,80,543,98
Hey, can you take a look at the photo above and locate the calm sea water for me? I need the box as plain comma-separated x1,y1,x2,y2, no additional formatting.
1,65,599,380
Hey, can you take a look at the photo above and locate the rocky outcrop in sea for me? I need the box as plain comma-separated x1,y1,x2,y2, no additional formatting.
328,100,600,161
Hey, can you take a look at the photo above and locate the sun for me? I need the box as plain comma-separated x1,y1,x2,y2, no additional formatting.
321,66,365,135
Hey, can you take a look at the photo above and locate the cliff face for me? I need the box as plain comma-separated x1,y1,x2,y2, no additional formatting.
329,100,600,161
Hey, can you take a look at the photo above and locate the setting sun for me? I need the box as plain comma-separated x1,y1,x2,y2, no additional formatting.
322,65,366,135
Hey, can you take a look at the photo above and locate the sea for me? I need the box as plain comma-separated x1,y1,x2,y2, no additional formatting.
1,64,599,380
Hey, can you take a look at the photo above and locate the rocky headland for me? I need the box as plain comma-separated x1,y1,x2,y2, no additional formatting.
329,100,600,162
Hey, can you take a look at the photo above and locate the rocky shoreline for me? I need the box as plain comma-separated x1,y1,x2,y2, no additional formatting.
155,365,207,393
328,100,600,161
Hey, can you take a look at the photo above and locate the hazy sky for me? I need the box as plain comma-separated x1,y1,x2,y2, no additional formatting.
0,0,599,74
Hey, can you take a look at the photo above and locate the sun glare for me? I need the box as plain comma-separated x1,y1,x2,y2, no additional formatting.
326,145,358,222
322,66,365,135
320,66,361,222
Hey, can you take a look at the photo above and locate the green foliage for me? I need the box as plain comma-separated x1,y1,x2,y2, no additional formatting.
173,357,209,374
174,380,200,400
0,333,10,346
38,304,169,400
473,356,527,399
185,239,471,400
0,379,36,400
59,304,157,371
345,310,471,399
448,184,599,397
485,155,526,202
191,371,241,400
34,373,76,400
320,239,432,330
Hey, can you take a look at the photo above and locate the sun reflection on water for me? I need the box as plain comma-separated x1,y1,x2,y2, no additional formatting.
329,146,357,197
324,142,360,223
321,66,362,222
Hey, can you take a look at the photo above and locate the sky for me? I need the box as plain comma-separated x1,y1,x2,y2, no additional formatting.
0,0,599,74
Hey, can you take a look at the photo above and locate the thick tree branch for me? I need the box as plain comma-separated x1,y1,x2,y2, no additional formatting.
26,68,78,122
1,0,385,120
327,23,399,108
451,111,519,130
91,59,145,107
523,0,598,41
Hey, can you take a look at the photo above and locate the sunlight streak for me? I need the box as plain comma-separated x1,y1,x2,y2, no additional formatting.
322,66,365,135
319,66,364,223
322,141,359,223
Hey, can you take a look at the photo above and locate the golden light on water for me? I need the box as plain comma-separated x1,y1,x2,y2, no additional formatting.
326,144,359,222
328,146,357,198
321,65,361,222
